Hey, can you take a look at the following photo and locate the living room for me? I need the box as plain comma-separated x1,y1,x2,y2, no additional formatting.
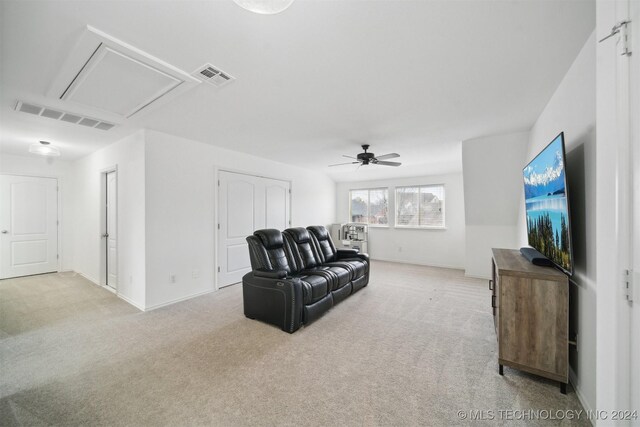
0,0,638,425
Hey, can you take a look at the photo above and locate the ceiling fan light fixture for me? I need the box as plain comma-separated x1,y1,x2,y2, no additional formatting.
29,141,61,157
232,0,295,14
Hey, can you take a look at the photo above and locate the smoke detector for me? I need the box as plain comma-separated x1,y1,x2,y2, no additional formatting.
193,64,235,88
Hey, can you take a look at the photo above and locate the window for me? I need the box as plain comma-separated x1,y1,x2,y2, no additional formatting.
349,188,388,225
395,185,445,228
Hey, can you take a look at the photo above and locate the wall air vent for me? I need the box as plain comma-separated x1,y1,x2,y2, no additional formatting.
193,63,235,88
14,101,116,131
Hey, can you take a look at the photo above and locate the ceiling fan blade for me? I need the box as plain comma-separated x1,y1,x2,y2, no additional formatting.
342,155,357,159
375,161,402,167
375,153,400,160
329,161,360,167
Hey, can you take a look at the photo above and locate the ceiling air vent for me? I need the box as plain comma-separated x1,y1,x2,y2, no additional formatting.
193,63,235,88
18,102,44,115
14,101,116,131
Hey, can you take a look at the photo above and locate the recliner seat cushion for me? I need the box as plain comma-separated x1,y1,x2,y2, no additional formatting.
337,258,367,278
295,274,330,304
304,265,351,289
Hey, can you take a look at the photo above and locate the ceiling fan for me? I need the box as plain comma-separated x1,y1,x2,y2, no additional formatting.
329,145,401,168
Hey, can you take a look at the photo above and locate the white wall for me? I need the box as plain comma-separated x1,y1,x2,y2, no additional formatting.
0,153,74,271
516,32,596,414
336,173,465,269
143,130,336,309
70,131,146,309
2,129,335,311
462,131,529,278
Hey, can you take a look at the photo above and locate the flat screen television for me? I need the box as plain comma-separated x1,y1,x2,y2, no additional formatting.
523,132,573,276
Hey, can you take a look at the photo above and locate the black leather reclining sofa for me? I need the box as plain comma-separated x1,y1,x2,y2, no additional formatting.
242,226,369,333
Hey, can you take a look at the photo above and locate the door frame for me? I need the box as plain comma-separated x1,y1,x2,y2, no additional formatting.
0,173,61,274
213,166,292,291
629,0,640,417
596,0,636,415
99,166,118,291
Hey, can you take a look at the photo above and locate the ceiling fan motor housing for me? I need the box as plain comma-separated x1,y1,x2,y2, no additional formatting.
357,152,375,164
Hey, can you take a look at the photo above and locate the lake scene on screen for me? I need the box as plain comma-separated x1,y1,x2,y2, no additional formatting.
523,135,572,272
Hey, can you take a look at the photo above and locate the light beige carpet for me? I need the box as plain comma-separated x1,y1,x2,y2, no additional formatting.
0,262,587,426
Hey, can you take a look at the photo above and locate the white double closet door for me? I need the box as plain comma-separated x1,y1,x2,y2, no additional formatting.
218,171,290,287
0,175,58,279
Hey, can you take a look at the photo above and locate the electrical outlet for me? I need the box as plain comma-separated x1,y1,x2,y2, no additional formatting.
170,274,176,283
192,269,200,279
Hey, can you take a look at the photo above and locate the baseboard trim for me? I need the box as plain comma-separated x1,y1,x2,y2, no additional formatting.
76,271,100,286
370,257,464,271
465,273,491,280
77,271,116,295
75,271,145,311
117,293,145,311
144,288,215,311
569,367,594,426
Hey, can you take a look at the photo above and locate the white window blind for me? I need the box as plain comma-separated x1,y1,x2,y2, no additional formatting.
395,185,445,228
349,188,389,225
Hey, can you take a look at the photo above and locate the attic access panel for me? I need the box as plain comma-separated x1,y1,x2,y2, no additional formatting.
62,46,182,118
48,26,200,120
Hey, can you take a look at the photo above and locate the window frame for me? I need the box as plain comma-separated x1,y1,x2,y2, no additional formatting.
394,184,446,229
348,187,390,227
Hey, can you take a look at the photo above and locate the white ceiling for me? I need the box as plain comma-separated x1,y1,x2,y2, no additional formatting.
0,0,595,182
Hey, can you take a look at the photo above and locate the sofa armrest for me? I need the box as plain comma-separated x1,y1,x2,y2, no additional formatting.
253,269,288,279
337,249,369,263
337,248,358,257
242,272,303,333
354,252,370,264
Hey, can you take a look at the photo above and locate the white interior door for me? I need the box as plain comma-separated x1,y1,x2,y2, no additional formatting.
217,171,290,287
264,180,291,230
0,175,58,279
105,171,117,289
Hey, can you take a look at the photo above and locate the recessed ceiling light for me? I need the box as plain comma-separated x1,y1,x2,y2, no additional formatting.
233,0,294,14
29,141,61,157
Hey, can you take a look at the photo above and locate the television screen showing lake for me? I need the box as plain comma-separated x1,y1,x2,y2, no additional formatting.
523,134,572,273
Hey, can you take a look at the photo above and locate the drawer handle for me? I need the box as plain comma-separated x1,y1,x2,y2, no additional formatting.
489,280,493,290
491,295,496,308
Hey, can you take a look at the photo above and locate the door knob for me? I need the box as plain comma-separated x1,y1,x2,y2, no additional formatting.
1,230,7,234
101,233,109,238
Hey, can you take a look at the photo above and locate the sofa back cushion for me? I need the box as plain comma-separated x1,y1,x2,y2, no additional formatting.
247,229,292,274
307,225,338,263
283,227,321,271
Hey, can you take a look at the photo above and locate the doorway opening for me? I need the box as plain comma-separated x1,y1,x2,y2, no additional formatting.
101,169,117,290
